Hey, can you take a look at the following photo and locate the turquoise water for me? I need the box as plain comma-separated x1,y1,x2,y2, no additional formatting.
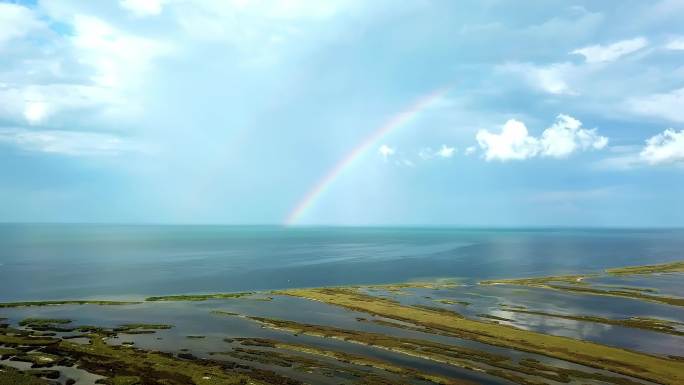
1,224,683,301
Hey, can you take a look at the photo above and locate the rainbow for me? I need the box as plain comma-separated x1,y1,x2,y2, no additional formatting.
285,86,452,225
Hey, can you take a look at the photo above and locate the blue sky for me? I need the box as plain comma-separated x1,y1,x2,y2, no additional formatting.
0,0,683,226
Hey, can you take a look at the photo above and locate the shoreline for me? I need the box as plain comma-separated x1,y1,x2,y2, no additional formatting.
2,260,683,385
3,260,683,307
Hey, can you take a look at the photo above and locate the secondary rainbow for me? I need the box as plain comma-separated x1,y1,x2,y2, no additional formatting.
285,86,451,225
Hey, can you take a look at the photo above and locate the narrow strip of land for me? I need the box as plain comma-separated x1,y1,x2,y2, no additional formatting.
237,315,648,385
0,300,140,308
278,287,684,385
498,309,684,336
606,261,684,276
145,292,253,302
480,260,684,307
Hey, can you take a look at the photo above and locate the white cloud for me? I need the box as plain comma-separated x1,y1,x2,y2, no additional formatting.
665,36,684,50
626,88,684,123
464,146,477,156
476,114,608,161
419,145,456,159
23,101,49,125
639,128,684,165
0,3,43,46
120,0,164,17
71,15,171,88
0,13,171,127
499,62,576,95
436,145,455,158
501,37,651,98
597,129,684,169
571,37,648,63
378,144,395,159
0,128,143,156
539,114,608,157
476,119,539,161
0,84,127,126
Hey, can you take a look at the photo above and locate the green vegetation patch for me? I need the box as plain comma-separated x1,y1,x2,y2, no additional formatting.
212,310,240,317
96,375,142,385
10,352,65,367
434,299,470,306
477,313,515,322
480,262,684,307
214,338,476,385
19,318,72,327
0,334,59,346
113,324,173,334
144,292,253,302
545,284,684,306
606,260,684,275
244,315,653,385
235,337,479,385
360,279,461,291
0,300,140,309
0,347,19,358
591,284,659,293
480,274,590,286
0,319,299,385
0,365,50,385
505,309,684,336
280,287,684,385
55,335,292,385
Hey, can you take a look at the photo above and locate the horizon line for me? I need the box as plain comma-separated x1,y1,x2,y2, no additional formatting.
1,222,683,229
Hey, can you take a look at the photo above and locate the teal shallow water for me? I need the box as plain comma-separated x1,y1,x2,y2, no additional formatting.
1,224,683,301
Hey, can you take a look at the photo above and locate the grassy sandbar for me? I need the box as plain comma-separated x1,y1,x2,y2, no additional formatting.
278,287,684,385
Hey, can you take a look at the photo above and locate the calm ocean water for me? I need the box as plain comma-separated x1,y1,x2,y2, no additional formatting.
1,224,683,301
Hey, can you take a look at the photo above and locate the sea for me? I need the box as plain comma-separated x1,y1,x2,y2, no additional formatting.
1,224,683,302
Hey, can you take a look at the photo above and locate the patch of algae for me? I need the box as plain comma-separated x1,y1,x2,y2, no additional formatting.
275,287,684,385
